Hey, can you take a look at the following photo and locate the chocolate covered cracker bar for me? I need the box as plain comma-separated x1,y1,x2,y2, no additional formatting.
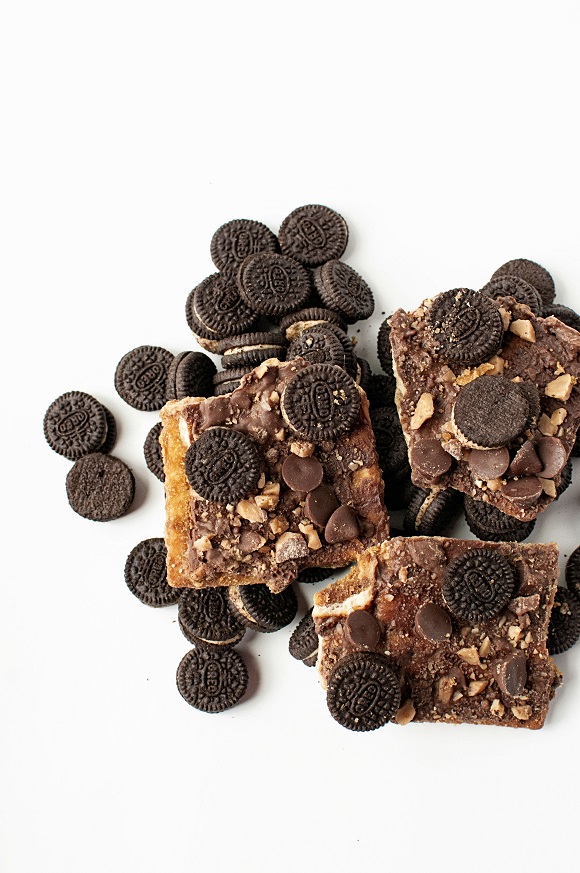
160,358,389,593
314,537,560,730
389,290,580,519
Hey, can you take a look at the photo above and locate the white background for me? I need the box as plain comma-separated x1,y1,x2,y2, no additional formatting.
1,2,580,872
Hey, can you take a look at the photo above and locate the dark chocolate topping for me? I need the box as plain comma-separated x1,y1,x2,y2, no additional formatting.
345,610,383,649
304,484,340,527
414,602,452,642
281,453,323,492
411,439,453,480
493,651,528,698
509,441,542,477
324,505,360,544
184,427,261,504
501,477,543,508
467,447,510,480
536,436,567,478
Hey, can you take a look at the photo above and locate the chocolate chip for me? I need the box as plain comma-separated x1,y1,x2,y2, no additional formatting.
425,289,504,365
124,538,179,607
501,477,543,507
467,446,510,480
414,603,452,642
326,652,401,731
184,427,261,504
548,587,580,655
289,609,319,666
66,453,135,521
304,485,340,527
238,252,311,318
442,548,517,622
281,363,360,442
536,436,567,478
345,610,383,649
324,505,360,544
176,647,248,713
491,258,555,307
287,325,347,368
411,439,453,480
407,539,447,570
44,391,109,460
210,218,279,272
493,651,527,698
481,275,543,316
278,204,349,268
464,496,536,542
281,454,324,492
453,376,529,448
114,345,174,411
509,441,542,477
313,260,374,324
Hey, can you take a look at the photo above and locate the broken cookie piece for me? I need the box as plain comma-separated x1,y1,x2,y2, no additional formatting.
313,537,560,730
160,358,389,593
389,290,580,520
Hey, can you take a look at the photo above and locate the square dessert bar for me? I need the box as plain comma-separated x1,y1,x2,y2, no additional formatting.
313,537,560,730
389,290,580,520
160,358,389,593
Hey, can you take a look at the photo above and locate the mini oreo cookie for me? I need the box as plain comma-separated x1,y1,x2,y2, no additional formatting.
366,372,396,409
556,460,573,498
66,453,135,521
542,303,580,333
184,427,261,504
313,260,374,324
404,487,462,536
124,537,179,607
229,584,298,633
355,357,372,393
279,307,347,340
481,275,543,316
190,273,257,338
144,422,164,482
278,204,348,267
442,548,516,622
115,345,174,411
167,351,216,400
370,406,409,479
295,566,335,585
426,289,504,366
178,588,245,647
281,363,360,442
452,375,529,448
464,496,535,542
491,258,555,307
218,331,287,370
566,547,580,602
326,651,401,732
287,325,347,368
289,609,318,667
212,367,254,396
210,218,279,272
176,647,248,713
98,405,117,454
324,323,357,377
547,587,580,655
377,317,393,373
44,391,108,459
238,252,311,317
572,428,580,458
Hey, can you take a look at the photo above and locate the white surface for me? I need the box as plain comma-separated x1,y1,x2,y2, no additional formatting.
2,3,580,872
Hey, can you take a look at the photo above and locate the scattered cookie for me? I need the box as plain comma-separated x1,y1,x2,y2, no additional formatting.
481,275,543,316
542,303,580,333
404,487,462,535
66,453,135,521
143,422,164,482
238,252,311,317
210,218,279,272
115,345,174,411
176,647,248,713
491,258,555,306
278,204,348,267
124,538,179,607
178,588,245,647
44,391,108,459
289,609,318,666
313,260,374,323
566,547,580,601
464,496,535,542
229,584,298,633
548,587,580,655
326,651,401,731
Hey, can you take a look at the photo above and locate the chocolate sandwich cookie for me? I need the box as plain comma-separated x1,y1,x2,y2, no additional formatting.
547,587,580,655
228,584,298,633
572,429,580,458
425,289,504,366
176,647,248,713
166,351,216,400
556,459,572,497
481,275,543,316
324,323,357,377
191,273,257,340
377,317,393,373
210,218,279,272
212,367,253,396
217,331,287,370
566,547,580,602
355,357,372,394
66,453,135,521
289,609,318,667
144,422,164,482
98,405,117,454
313,260,374,324
452,375,529,448
44,391,108,459
542,303,580,333
114,345,174,411
370,406,409,481
124,537,179,607
237,252,311,318
442,548,516,622
279,307,347,341
491,258,555,307
184,427,261,504
178,588,245,647
278,204,349,268
295,566,335,585
281,363,361,442
287,325,347,368
326,651,401,731
404,486,462,535
366,372,396,409
464,495,536,542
